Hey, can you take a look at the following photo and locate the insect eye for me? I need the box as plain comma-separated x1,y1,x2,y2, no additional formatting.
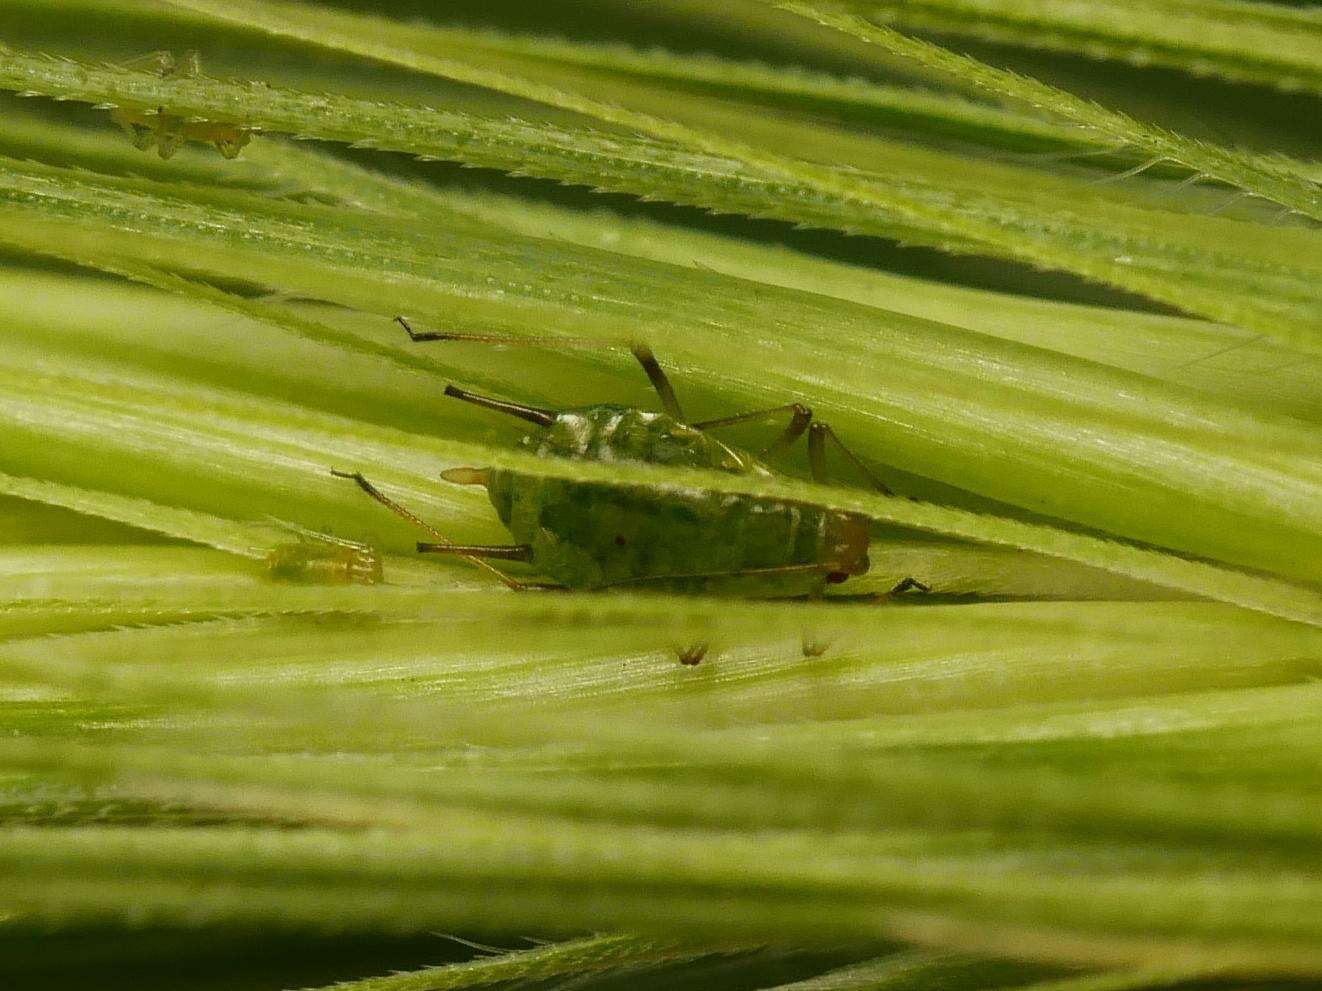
825,571,849,584
614,535,627,546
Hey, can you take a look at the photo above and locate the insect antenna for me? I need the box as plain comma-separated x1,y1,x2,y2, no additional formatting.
443,385,556,427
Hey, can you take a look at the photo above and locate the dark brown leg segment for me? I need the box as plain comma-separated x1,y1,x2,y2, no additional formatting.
442,385,556,427
887,576,931,596
394,318,685,424
629,343,685,421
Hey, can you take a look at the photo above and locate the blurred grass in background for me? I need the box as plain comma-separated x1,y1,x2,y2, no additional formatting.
0,0,1319,988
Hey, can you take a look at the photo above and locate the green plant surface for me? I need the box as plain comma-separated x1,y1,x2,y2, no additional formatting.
157,0,1322,222
5,111,1319,424
3,42,1320,348
1,2,1319,989
769,1,1322,219
820,0,1322,95
285,934,719,991
3,158,1318,594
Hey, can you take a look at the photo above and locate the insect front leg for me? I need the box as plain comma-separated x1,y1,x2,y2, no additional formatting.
330,469,549,591
807,424,933,601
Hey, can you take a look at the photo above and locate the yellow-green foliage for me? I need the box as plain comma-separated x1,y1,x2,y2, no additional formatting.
0,1,1318,988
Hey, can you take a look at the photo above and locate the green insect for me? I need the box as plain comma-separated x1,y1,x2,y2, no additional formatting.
107,50,252,160
333,320,927,663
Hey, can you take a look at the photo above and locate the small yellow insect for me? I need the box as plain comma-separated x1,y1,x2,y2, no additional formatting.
265,525,383,585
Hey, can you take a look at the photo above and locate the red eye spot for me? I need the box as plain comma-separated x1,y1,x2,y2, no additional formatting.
826,571,849,584
614,535,627,546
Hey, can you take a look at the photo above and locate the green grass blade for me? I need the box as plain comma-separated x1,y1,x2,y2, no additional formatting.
289,934,703,991
0,4,1317,983
826,0,1322,96
771,1,1322,221
2,6,1302,344
0,160,1316,592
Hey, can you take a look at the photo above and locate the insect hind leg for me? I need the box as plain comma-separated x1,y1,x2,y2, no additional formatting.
416,542,531,561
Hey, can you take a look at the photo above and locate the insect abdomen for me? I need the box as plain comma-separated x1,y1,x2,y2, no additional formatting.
491,474,848,592
478,405,869,594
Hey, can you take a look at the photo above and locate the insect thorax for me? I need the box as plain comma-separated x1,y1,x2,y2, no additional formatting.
485,406,870,593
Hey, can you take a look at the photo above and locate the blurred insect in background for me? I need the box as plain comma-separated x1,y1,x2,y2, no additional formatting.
334,319,927,664
106,50,252,159
265,523,383,585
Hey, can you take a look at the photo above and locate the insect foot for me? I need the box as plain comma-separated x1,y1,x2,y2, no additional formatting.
677,642,709,666
801,635,830,657
888,577,931,596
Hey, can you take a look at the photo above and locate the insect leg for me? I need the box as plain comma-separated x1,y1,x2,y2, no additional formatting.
177,50,202,78
115,50,178,76
806,427,930,597
693,403,812,456
800,578,931,655
329,469,531,591
110,109,158,151
887,576,931,596
396,315,610,351
808,422,894,496
155,112,185,159
593,562,830,589
417,542,531,561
